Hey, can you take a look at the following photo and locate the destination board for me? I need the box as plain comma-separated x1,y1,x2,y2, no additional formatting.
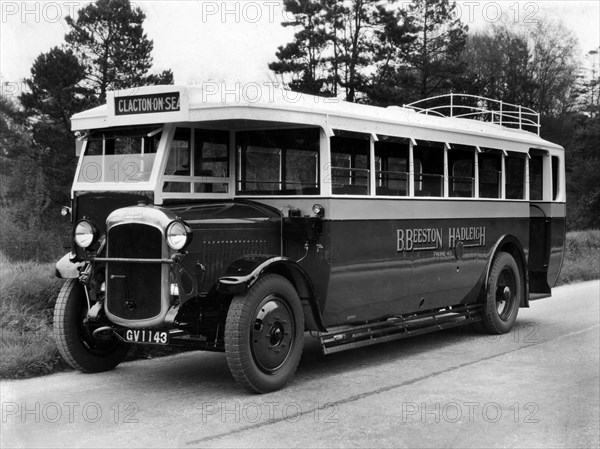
114,92,181,116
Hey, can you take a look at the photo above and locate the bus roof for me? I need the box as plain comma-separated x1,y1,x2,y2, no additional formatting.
71,84,563,153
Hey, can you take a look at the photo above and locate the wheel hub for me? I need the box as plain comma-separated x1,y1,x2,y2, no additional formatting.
495,268,517,320
269,324,284,347
251,296,294,373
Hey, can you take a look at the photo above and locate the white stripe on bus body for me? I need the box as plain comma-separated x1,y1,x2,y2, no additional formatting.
257,197,566,221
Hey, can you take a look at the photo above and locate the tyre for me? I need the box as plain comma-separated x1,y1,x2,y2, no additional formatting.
482,252,521,334
225,274,304,393
54,278,129,372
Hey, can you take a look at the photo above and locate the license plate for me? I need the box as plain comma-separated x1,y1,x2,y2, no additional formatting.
122,329,169,345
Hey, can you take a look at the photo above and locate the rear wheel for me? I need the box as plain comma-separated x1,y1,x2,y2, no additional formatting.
482,252,521,334
54,279,129,372
225,274,304,393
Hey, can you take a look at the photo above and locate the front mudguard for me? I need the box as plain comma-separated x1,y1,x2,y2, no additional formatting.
217,255,326,332
218,256,286,295
55,253,85,279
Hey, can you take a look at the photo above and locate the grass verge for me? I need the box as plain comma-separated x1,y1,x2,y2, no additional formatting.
555,230,600,286
1,230,598,379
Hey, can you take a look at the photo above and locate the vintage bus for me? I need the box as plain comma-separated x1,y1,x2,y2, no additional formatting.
54,85,566,393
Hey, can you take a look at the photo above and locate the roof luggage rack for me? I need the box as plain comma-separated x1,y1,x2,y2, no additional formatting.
404,93,540,135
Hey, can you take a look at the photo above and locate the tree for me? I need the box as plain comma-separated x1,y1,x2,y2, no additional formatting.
402,0,468,102
463,20,579,116
462,26,534,105
20,47,89,135
4,0,175,249
14,48,88,220
529,20,579,117
324,0,380,102
565,48,600,229
269,0,331,95
272,0,404,102
364,4,416,105
65,0,173,103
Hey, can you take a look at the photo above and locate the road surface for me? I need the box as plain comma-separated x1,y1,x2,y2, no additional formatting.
2,280,599,448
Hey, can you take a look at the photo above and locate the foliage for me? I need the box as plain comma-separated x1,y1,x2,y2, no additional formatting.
556,230,600,285
0,252,66,378
463,21,579,116
270,0,384,101
400,0,467,102
462,27,533,106
269,0,331,96
65,0,173,103
272,0,467,104
1,0,174,250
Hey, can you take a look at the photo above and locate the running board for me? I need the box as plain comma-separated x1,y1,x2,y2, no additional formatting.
319,304,483,355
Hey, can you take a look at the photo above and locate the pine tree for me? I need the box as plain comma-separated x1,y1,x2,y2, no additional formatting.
269,0,331,95
403,0,467,102
65,0,173,103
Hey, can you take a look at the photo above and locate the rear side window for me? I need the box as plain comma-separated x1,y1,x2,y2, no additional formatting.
479,151,501,198
413,142,444,197
529,156,543,200
552,156,560,201
505,155,525,200
448,147,475,198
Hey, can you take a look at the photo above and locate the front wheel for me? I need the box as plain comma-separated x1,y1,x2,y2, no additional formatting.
225,274,304,393
54,279,129,372
482,252,521,334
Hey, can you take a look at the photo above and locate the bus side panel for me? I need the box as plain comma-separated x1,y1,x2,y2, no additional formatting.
322,213,529,327
323,219,413,324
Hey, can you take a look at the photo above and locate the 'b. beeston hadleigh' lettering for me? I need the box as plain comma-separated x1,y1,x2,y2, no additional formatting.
397,226,486,252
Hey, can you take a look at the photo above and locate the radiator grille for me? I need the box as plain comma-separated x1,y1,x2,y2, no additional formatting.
106,224,163,320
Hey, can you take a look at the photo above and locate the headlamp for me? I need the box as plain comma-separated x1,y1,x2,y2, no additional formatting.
74,220,98,249
166,220,192,251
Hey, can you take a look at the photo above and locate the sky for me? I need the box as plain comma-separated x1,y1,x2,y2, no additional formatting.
1,0,599,98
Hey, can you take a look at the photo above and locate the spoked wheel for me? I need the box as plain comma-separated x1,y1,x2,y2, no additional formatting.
482,252,521,334
225,274,304,393
54,278,129,372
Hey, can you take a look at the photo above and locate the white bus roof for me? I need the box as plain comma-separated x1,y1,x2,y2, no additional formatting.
71,85,563,153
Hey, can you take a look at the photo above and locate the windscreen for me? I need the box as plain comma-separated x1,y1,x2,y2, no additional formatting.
77,126,163,184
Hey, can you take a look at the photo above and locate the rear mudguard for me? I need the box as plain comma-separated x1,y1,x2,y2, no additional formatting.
218,255,326,332
55,253,85,279
483,234,529,307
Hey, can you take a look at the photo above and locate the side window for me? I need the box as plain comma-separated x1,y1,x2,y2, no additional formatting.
330,132,370,195
164,128,230,194
505,154,525,199
413,142,444,197
164,127,191,193
194,130,229,193
85,138,103,156
552,156,559,201
375,137,409,196
529,156,543,201
237,128,319,195
448,147,475,198
165,127,191,176
479,150,501,198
